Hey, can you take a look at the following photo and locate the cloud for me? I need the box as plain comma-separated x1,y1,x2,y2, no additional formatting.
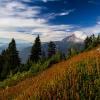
0,0,44,42
58,9,75,16
0,31,35,43
0,1,41,18
32,24,74,42
0,18,46,27
74,21,100,38
82,25,100,35
0,0,77,43
0,0,90,43
45,9,75,20
42,0,48,2
0,23,74,42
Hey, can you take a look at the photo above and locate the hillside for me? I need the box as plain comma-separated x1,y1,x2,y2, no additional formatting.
0,47,100,100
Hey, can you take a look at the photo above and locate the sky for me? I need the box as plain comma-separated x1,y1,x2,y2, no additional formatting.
0,0,100,43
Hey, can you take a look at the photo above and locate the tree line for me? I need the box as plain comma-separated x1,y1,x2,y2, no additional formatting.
0,34,100,80
84,34,100,50
0,35,57,80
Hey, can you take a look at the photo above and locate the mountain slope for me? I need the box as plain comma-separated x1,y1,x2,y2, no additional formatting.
0,47,100,100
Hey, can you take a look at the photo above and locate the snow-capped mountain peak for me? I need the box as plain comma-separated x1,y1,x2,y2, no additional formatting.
74,31,87,40
62,31,87,43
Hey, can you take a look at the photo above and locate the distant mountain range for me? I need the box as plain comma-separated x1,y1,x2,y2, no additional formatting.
0,34,85,63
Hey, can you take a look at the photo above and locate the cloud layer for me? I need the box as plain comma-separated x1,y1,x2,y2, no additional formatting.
0,0,100,43
0,0,77,43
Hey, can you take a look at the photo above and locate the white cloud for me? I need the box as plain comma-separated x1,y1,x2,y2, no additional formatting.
45,9,75,20
58,9,75,16
0,23,74,42
0,1,41,18
42,0,47,2
32,24,73,42
0,31,35,42
0,0,76,43
74,21,100,39
0,0,88,43
0,18,46,27
80,24,100,35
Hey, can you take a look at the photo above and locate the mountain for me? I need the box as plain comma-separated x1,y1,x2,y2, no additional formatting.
62,34,84,43
0,34,85,63
55,34,84,53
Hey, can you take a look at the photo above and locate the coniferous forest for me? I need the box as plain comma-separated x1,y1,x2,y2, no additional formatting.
0,35,61,82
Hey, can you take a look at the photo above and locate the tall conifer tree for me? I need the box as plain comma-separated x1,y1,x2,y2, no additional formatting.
48,41,56,58
30,35,41,62
7,38,20,73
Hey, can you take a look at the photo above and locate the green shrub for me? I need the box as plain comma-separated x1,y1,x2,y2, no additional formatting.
0,52,61,88
0,71,31,88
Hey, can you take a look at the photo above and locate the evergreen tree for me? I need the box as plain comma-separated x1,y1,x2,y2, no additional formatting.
0,49,9,79
84,36,92,49
0,55,2,70
0,55,3,79
84,34,100,50
97,34,100,44
0,39,20,79
91,34,97,47
7,38,20,73
30,35,41,62
48,41,56,58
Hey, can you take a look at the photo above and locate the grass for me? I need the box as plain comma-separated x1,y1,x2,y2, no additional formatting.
0,47,100,100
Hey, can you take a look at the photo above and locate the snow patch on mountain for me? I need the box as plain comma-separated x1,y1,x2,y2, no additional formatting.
74,31,87,40
62,31,87,43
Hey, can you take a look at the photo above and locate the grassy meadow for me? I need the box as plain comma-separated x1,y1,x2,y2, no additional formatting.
0,47,100,100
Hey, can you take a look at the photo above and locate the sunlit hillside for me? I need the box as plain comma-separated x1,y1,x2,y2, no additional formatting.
0,47,100,100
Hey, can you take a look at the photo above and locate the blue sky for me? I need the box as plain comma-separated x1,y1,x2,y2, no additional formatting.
0,0,100,43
